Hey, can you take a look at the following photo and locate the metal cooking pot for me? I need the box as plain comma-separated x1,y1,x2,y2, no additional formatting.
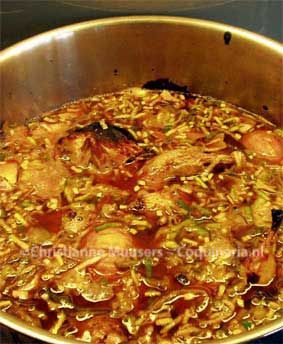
0,16,282,344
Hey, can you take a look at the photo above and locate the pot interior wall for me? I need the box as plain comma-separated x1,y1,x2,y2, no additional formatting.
1,18,282,125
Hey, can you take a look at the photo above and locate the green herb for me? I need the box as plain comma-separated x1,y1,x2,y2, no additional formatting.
0,208,7,218
0,153,5,161
21,200,33,209
95,222,121,232
230,186,238,201
163,125,172,133
256,191,270,201
194,205,211,217
195,227,209,236
144,258,153,279
243,206,253,224
184,222,209,236
242,320,252,330
176,199,190,212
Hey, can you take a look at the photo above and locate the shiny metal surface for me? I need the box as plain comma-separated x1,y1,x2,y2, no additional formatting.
1,16,282,125
0,16,282,344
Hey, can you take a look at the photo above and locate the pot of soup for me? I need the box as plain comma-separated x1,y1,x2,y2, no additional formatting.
0,16,282,344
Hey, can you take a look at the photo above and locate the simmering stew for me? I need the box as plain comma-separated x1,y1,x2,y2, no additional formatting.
0,88,282,343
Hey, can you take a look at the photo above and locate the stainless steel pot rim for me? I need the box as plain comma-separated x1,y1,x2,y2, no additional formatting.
1,15,282,62
0,15,282,344
0,305,282,344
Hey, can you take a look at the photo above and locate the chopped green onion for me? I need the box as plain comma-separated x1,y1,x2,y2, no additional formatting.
243,206,253,224
95,222,121,232
163,125,172,133
184,222,208,236
194,205,211,217
256,191,270,201
0,208,7,218
144,258,153,279
195,227,209,236
176,199,190,212
242,320,252,330
14,212,28,226
0,152,6,161
21,200,33,209
230,187,238,201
